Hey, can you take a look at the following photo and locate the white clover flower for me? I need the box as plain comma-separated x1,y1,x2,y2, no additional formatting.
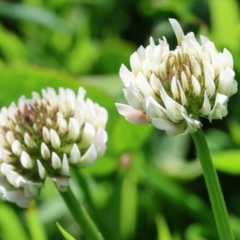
115,19,238,134
0,87,108,207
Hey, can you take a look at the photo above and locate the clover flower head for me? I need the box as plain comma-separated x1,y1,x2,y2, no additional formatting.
115,19,238,134
0,87,108,207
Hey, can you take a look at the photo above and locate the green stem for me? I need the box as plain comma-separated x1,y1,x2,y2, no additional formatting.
191,128,234,240
58,187,104,240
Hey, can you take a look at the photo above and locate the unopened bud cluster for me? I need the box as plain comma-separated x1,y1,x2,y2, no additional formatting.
116,19,238,134
0,87,108,207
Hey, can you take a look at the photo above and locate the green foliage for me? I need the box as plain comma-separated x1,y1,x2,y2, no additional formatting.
0,1,240,240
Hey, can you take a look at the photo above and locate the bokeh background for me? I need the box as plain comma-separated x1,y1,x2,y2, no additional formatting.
0,0,240,239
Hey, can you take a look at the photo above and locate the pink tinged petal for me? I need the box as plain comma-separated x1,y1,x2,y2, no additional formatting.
181,113,202,132
69,144,81,164
60,154,70,176
94,107,108,128
191,75,201,97
169,18,185,44
199,91,211,115
50,129,61,149
181,71,189,91
130,52,142,75
209,93,228,122
24,133,36,149
51,177,69,192
171,76,180,99
78,122,96,148
11,140,23,156
20,151,33,169
217,67,236,96
115,103,149,124
6,131,15,144
66,118,80,141
0,147,15,163
37,160,46,179
177,80,188,106
41,142,50,159
51,152,61,170
42,127,50,143
78,144,97,167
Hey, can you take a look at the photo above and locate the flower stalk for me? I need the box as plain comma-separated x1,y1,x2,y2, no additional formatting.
59,186,104,240
191,129,234,240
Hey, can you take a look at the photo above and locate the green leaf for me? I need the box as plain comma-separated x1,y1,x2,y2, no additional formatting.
0,202,30,240
24,202,48,240
56,222,76,240
110,116,153,153
0,3,71,33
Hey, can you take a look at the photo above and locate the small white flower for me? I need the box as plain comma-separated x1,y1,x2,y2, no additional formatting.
116,19,238,134
0,87,108,207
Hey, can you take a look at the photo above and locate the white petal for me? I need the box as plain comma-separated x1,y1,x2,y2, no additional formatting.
11,140,23,156
171,76,180,99
24,133,36,149
6,131,15,144
66,118,80,141
115,103,149,124
60,154,70,176
20,151,33,169
191,75,201,96
78,144,97,167
50,129,61,149
69,144,81,165
169,18,185,44
78,122,96,148
209,93,228,122
152,118,185,134
37,160,46,179
41,142,50,159
0,148,15,163
51,152,61,170
199,91,211,115
94,107,108,128
217,67,236,96
42,127,50,143
130,52,142,75
181,113,202,132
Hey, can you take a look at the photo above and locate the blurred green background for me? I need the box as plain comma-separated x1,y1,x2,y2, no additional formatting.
0,0,240,239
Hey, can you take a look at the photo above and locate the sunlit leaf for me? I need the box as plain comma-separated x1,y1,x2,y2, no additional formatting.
212,150,240,175
56,222,76,240
155,215,172,240
0,202,30,240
